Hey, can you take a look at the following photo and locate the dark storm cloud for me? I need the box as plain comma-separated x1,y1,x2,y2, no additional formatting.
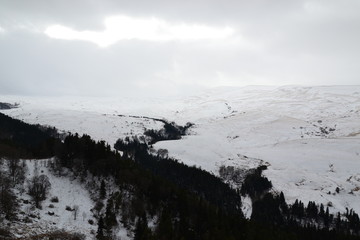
0,0,359,96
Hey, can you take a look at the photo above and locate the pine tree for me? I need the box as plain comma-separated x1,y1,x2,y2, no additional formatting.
336,212,341,229
156,209,173,240
319,203,325,217
104,198,117,236
279,191,288,214
97,216,104,240
324,207,330,227
134,214,151,240
100,180,106,199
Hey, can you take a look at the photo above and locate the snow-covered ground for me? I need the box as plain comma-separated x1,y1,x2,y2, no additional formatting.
1,85,360,215
4,159,97,239
3,159,132,240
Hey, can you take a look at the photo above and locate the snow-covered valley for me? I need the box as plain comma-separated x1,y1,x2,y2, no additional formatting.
1,85,360,218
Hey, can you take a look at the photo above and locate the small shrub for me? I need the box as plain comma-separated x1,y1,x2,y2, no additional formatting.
51,196,59,203
23,216,32,223
88,219,94,225
65,205,73,211
49,204,55,208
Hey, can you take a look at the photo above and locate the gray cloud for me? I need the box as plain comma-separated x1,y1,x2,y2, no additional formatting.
0,0,359,97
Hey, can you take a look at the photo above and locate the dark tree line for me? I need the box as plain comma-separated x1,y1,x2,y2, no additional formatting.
251,191,360,237
53,133,245,239
239,163,360,236
114,136,242,214
0,112,59,159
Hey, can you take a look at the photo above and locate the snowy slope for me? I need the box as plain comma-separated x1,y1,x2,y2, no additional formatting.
0,96,165,147
155,86,360,214
5,159,97,239
1,85,360,216
4,159,131,240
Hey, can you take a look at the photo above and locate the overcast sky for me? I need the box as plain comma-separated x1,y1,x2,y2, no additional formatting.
0,0,359,97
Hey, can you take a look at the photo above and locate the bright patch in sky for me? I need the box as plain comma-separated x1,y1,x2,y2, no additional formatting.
0,26,5,33
45,15,235,47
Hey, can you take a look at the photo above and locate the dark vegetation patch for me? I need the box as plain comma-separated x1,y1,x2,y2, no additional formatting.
0,112,61,159
219,165,250,186
240,165,272,200
144,121,194,144
0,102,18,110
114,136,241,214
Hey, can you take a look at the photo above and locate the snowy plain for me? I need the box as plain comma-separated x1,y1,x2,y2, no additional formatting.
1,85,360,217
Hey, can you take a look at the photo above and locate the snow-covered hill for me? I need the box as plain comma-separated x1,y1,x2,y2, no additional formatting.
1,85,360,216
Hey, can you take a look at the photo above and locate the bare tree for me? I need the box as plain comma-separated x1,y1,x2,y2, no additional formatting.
28,174,51,208
7,159,26,185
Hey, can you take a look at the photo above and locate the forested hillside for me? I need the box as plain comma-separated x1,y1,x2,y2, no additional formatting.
1,112,360,240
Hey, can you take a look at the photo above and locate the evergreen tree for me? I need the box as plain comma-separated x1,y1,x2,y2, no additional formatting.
156,209,173,240
97,216,104,240
100,180,106,199
134,214,152,240
279,191,288,214
104,198,117,236
324,207,330,227
336,212,341,229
